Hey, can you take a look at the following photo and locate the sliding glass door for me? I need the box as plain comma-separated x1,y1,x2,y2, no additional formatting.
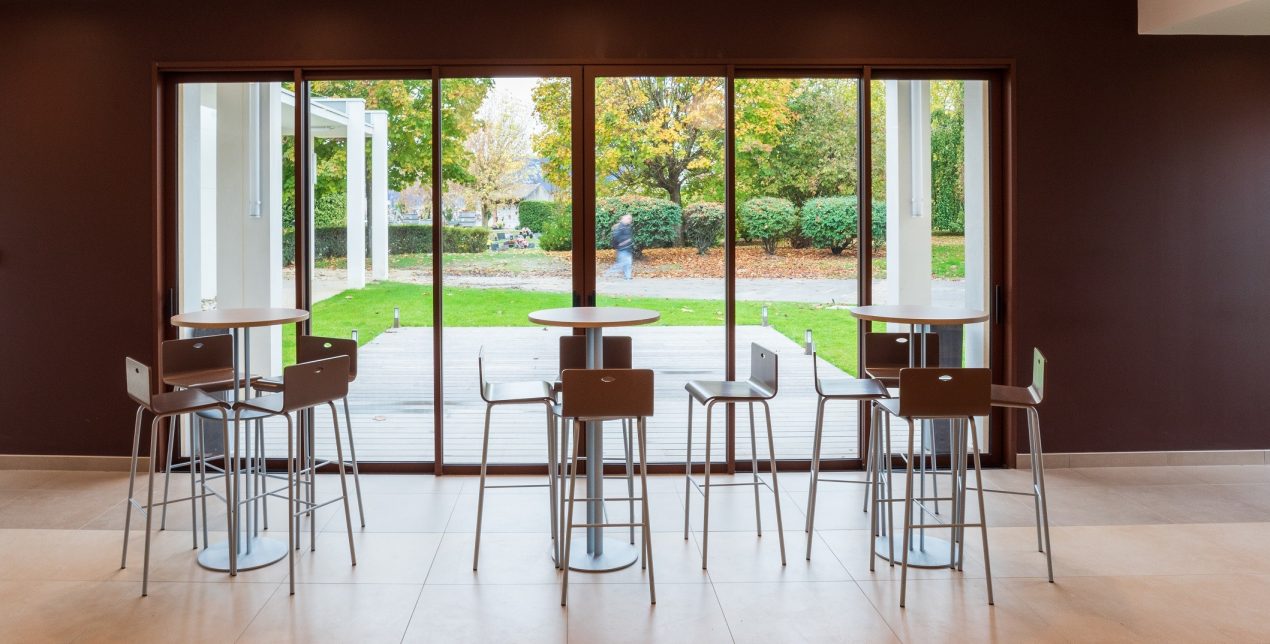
167,65,1004,472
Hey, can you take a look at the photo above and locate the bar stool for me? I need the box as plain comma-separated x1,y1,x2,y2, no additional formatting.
120,357,230,597
157,334,244,548
804,348,890,560
683,342,787,569
560,368,656,606
557,335,637,550
233,355,359,595
472,346,558,571
864,332,944,519
873,367,993,607
254,336,366,528
983,348,1052,582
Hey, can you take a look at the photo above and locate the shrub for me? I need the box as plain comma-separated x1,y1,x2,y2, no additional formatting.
870,201,887,243
539,212,573,251
595,196,681,255
282,224,488,265
682,202,724,255
283,190,347,230
443,226,490,253
738,197,797,255
801,196,859,255
517,200,559,234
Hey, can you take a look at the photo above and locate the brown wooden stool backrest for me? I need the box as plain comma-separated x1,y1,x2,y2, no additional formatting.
161,334,233,379
559,335,633,371
281,356,350,413
561,368,654,419
897,368,991,418
864,332,941,370
297,336,359,382
125,357,153,408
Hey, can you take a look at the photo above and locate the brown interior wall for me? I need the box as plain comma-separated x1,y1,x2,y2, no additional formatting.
2,0,1269,457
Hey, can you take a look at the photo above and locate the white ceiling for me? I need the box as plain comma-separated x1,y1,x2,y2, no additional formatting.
1139,0,1270,34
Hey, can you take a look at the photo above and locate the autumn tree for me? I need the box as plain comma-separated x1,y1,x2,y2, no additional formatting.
462,93,531,226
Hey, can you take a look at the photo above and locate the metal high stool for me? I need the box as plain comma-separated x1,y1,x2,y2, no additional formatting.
863,332,944,520
683,342,787,569
560,368,656,606
233,355,359,595
120,357,230,597
158,334,245,548
557,335,637,554
872,367,994,607
472,346,558,571
255,336,367,528
981,348,1053,581
803,347,890,560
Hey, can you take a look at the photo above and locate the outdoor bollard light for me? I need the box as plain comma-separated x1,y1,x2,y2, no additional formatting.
804,329,815,355
761,306,769,327
351,329,359,342
393,307,401,328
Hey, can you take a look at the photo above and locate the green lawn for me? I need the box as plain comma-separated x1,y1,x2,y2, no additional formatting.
284,281,862,374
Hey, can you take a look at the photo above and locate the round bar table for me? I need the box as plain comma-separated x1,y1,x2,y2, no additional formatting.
171,307,309,573
528,306,660,572
848,304,988,569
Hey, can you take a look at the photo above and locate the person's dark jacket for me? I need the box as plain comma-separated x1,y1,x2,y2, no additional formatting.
611,222,634,251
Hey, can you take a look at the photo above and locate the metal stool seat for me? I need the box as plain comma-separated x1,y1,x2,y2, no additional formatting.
253,336,367,528
872,367,994,608
120,357,231,597
234,355,359,596
683,342,787,569
560,368,656,606
472,347,559,571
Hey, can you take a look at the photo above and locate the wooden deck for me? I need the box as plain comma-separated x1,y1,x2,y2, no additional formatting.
261,326,868,464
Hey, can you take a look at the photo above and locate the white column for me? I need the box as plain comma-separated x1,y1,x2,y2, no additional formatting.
345,99,367,290
963,81,990,369
214,84,249,312
263,82,285,373
369,110,389,281
179,84,220,318
884,80,933,329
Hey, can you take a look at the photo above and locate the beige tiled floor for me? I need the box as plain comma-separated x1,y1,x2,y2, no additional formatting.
4,465,1270,642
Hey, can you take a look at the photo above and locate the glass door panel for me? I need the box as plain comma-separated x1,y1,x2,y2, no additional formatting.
869,78,992,451
592,75,726,464
734,76,863,462
441,75,573,465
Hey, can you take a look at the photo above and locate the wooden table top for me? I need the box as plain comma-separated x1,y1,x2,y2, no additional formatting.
847,304,989,325
528,306,660,328
171,307,310,329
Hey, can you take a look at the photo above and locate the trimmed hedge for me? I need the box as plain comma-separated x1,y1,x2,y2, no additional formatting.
517,200,560,234
539,212,573,251
283,225,489,265
682,202,724,255
595,196,681,255
799,197,889,254
738,197,798,255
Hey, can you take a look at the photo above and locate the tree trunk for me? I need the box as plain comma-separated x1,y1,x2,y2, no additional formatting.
667,183,685,247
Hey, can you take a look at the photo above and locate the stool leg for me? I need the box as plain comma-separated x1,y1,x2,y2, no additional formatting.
329,402,357,566
473,404,494,571
624,418,635,545
899,418,917,608
956,418,971,572
545,405,559,569
761,401,786,566
683,394,693,541
1029,407,1054,583
861,399,872,513
188,418,198,548
196,417,209,549
142,416,162,597
308,414,317,552
701,401,715,569
805,396,827,560
258,419,268,531
160,420,176,532
121,406,144,569
637,417,656,605
558,413,568,567
561,419,583,606
748,401,762,538
968,416,994,605
342,397,366,527
868,405,880,573
884,413,896,566
286,413,296,596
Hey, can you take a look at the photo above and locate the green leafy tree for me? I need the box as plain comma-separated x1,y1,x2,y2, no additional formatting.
517,200,559,233
930,80,965,233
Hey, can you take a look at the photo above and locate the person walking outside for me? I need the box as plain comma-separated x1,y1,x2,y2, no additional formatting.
606,214,635,280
